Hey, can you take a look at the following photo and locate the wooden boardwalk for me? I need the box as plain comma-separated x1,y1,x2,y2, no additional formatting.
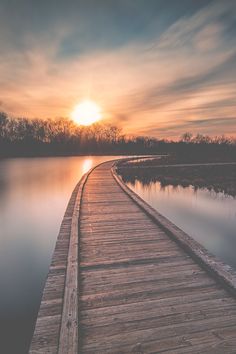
30,160,236,353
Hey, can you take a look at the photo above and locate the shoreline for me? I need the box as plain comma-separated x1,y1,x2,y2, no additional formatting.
118,159,236,198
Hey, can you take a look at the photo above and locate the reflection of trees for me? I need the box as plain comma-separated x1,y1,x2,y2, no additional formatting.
0,111,236,158
118,165,236,198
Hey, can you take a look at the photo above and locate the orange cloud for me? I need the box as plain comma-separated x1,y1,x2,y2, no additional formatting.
1,1,236,139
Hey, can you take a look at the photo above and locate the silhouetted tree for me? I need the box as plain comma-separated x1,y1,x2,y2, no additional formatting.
181,132,193,143
0,112,235,159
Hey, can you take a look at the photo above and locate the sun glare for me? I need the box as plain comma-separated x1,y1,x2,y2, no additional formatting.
71,100,102,126
82,158,93,174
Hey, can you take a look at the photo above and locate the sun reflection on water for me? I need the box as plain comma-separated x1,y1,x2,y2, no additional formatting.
82,158,93,174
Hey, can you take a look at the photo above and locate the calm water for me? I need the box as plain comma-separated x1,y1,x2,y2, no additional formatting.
126,180,236,269
0,156,120,354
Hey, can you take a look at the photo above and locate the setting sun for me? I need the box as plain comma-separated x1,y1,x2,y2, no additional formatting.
71,100,102,126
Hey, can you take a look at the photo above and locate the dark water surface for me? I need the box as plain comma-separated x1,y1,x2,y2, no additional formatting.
0,156,120,354
126,179,236,270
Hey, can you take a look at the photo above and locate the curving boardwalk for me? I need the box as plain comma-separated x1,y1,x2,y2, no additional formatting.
30,160,236,353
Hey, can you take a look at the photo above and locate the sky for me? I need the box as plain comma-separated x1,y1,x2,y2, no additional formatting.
0,0,236,139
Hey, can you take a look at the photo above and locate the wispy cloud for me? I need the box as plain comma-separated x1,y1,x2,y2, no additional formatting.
140,117,236,138
0,0,236,138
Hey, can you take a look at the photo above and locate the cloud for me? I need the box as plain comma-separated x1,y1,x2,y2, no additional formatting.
0,0,236,138
121,50,236,115
140,117,236,139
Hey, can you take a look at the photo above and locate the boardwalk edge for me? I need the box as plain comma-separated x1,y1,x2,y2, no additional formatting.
29,161,111,354
112,160,236,298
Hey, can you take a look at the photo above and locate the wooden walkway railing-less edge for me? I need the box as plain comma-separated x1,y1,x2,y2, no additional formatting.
112,162,236,297
30,158,236,354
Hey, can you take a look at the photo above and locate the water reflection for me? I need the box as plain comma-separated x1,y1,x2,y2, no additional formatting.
119,164,236,197
82,158,93,174
0,156,119,354
125,179,236,270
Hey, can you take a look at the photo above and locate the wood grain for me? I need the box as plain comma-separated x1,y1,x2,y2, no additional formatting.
78,161,236,353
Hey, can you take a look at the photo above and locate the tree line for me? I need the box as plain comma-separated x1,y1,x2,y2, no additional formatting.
0,112,235,160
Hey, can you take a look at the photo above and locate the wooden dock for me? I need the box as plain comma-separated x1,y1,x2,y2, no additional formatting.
30,159,236,353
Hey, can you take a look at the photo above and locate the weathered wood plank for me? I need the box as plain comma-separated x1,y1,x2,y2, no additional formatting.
57,173,86,354
78,160,236,353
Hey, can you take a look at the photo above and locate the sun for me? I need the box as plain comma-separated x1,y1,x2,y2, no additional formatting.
71,100,102,126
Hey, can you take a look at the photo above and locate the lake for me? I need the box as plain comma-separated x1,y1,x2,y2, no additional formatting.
126,179,236,270
1,157,236,353
0,156,120,354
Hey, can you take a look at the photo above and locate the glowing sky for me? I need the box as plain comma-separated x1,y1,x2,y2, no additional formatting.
0,0,236,138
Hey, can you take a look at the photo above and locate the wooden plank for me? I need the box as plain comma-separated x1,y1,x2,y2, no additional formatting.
112,164,236,296
57,175,84,354
78,160,236,353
